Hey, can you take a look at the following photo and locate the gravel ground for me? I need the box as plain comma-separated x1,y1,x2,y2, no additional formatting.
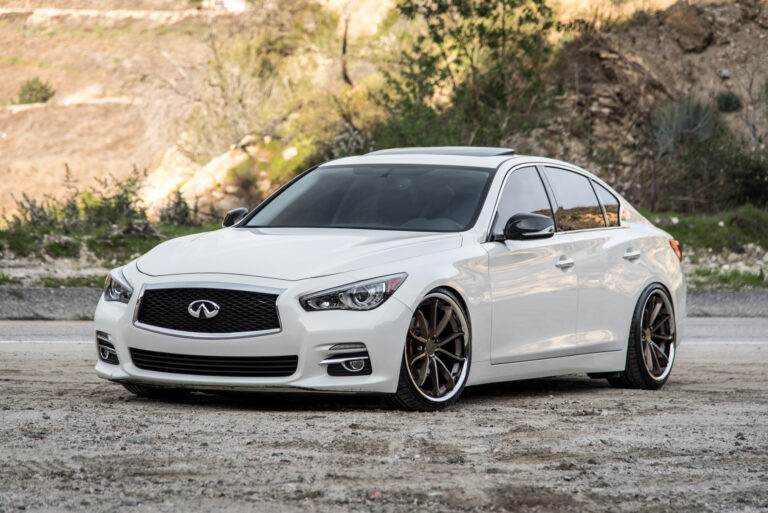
1,338,767,512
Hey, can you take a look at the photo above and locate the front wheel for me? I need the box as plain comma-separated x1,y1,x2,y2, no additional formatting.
609,284,677,390
389,290,471,411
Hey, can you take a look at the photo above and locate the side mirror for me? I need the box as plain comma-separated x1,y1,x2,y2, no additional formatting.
503,213,555,240
222,207,249,227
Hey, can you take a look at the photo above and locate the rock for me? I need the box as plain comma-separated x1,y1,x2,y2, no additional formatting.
662,2,714,52
720,68,732,79
709,2,744,43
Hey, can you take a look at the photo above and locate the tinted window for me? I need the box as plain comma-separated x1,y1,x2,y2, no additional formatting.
593,181,620,227
492,167,553,235
543,167,605,231
246,164,494,232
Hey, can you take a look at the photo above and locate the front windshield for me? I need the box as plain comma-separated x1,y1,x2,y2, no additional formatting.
245,164,494,232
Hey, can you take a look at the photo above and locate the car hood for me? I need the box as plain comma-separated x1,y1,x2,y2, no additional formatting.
136,227,462,281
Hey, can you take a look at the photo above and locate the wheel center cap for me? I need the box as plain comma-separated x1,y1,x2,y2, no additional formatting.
425,339,437,355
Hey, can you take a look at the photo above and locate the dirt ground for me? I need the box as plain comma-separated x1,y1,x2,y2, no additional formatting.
0,341,766,513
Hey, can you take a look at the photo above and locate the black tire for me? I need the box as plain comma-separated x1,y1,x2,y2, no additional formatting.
389,289,471,411
608,284,677,390
121,383,191,400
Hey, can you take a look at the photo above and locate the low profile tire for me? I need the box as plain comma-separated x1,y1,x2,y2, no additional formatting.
121,383,190,400
609,284,677,390
389,290,471,411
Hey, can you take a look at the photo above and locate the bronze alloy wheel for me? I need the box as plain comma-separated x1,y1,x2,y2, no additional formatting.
391,290,471,410
639,289,676,381
609,284,676,390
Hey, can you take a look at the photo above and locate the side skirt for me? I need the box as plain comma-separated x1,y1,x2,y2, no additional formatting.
466,349,626,387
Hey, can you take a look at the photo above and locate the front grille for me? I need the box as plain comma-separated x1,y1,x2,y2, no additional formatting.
136,287,279,334
129,348,298,377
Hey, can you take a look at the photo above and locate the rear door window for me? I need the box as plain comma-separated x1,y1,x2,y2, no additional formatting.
492,167,554,236
592,181,620,227
543,167,605,232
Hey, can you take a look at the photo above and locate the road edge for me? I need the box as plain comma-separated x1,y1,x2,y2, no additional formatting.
0,287,766,320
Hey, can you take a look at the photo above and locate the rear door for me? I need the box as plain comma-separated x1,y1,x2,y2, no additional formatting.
582,180,649,351
486,166,580,364
541,166,634,354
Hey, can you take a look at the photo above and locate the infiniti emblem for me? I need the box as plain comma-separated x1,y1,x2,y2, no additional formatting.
188,299,220,319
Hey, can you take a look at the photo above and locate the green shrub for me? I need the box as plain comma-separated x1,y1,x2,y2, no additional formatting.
377,0,556,148
716,91,742,113
40,276,103,288
158,190,195,227
7,231,39,257
652,97,714,155
16,77,55,104
80,168,147,229
44,237,80,258
690,268,767,289
651,205,768,252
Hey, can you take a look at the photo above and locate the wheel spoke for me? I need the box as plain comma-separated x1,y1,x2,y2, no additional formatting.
408,329,428,344
436,348,466,362
409,351,427,367
436,331,464,347
643,340,654,372
435,358,456,390
434,305,453,338
642,299,653,329
651,313,670,333
430,299,439,335
650,342,661,372
649,298,663,326
416,357,430,386
649,341,669,363
652,333,674,342
416,310,430,339
430,357,440,396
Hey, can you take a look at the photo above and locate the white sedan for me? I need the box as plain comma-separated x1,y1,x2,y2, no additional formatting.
94,147,685,410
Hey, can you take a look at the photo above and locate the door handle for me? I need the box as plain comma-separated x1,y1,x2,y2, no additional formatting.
555,256,575,269
623,249,641,261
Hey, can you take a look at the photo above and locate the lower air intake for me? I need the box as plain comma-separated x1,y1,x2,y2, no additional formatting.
129,348,298,377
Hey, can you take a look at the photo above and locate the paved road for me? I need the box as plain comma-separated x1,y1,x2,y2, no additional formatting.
0,321,94,343
1,318,766,345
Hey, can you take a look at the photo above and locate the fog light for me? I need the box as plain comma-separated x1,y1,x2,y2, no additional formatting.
341,359,366,373
96,331,119,365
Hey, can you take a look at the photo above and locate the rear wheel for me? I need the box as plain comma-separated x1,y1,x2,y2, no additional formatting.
389,290,471,411
121,383,190,400
609,284,676,390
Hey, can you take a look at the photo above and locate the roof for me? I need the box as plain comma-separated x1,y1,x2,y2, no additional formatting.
366,146,515,157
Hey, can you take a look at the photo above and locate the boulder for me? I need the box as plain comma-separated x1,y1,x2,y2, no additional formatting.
662,2,714,52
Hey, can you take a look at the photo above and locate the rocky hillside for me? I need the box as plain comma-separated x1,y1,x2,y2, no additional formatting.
2,0,768,219
533,0,768,205
0,0,392,217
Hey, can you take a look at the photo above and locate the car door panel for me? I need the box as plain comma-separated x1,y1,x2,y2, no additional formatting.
486,165,580,364
486,238,579,364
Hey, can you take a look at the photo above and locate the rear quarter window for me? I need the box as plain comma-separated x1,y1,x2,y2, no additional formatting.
592,181,621,227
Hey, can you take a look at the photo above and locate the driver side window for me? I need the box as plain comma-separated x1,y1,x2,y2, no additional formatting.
493,167,554,236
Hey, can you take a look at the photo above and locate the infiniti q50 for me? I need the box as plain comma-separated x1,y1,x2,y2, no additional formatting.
94,147,685,410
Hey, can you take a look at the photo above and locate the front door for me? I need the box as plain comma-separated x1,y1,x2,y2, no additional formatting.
487,166,579,364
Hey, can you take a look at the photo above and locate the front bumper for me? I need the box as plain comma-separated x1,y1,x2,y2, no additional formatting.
93,272,413,394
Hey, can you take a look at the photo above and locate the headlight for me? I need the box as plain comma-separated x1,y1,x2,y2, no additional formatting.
300,273,407,311
103,268,133,304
